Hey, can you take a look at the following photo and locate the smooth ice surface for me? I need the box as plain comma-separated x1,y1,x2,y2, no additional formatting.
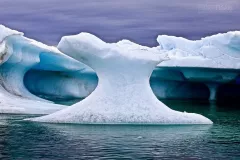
29,33,212,124
0,25,86,114
0,79,66,114
157,31,240,69
25,69,98,100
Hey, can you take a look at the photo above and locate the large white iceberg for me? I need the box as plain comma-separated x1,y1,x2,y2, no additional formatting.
1,24,238,123
29,33,212,124
27,31,240,102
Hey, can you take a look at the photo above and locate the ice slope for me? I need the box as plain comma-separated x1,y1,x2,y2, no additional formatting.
29,33,212,124
0,84,65,114
0,25,86,114
157,31,240,68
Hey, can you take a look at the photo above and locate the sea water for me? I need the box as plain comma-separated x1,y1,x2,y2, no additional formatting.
0,100,239,159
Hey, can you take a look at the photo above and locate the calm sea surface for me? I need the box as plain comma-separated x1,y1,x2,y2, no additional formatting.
0,100,239,159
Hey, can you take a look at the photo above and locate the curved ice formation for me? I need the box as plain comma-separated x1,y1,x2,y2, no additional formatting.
0,25,23,64
24,69,98,100
157,31,240,68
29,33,212,124
0,25,86,114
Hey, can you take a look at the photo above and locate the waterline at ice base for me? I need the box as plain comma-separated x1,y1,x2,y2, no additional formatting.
28,33,212,124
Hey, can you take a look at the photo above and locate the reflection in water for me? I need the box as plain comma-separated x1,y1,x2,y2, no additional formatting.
0,125,7,159
0,101,240,159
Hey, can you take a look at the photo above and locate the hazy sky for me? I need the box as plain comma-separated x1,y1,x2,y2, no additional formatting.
0,0,239,46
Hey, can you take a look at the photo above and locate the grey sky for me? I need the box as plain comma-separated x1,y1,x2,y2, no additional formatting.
0,0,239,46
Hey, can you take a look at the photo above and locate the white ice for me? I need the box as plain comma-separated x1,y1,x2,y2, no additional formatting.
157,31,240,68
28,33,212,124
0,25,85,114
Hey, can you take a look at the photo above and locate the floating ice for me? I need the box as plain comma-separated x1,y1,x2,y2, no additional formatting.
29,33,212,124
154,31,240,101
0,24,237,118
157,31,240,68
0,25,86,114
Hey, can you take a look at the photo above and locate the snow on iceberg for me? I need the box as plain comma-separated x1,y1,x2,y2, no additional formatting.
157,31,240,68
0,25,87,114
29,33,212,124
154,31,240,101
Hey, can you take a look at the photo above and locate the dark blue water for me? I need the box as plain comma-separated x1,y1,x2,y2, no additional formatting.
0,101,239,159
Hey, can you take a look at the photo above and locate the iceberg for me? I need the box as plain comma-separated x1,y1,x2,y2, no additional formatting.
24,32,240,102
157,31,240,68
29,33,212,124
2,24,238,123
25,31,240,102
154,32,240,100
0,25,87,114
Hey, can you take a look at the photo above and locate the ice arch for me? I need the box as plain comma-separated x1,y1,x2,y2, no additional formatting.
29,33,212,124
0,25,84,114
